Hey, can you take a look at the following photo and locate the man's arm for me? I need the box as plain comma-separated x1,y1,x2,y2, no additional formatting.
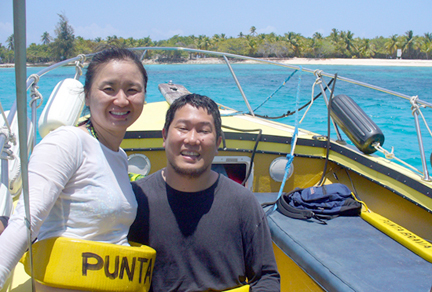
243,199,280,291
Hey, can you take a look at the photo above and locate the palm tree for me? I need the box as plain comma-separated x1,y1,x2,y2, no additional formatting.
311,32,324,58
329,28,339,43
246,35,257,56
250,26,257,36
125,37,136,48
6,34,14,50
107,35,117,42
195,35,210,56
402,30,415,59
343,30,357,56
313,32,323,40
41,31,53,45
327,29,342,56
209,35,220,53
358,39,375,58
204,36,211,51
420,32,432,59
137,36,152,47
106,35,128,48
266,33,277,42
285,32,303,57
384,34,398,57
257,33,266,41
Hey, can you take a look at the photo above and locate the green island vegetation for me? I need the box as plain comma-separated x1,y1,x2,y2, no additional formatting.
1,14,431,64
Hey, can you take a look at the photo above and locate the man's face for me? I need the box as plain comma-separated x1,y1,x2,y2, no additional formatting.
163,104,221,178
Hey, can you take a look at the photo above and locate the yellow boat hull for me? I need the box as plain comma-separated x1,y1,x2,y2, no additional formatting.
4,100,432,291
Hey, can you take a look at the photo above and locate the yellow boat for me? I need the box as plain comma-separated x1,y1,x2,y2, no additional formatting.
2,44,432,291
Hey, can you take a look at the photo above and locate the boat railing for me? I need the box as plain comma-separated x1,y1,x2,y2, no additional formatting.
3,47,431,192
0,102,17,212
133,47,432,180
0,55,90,210
131,47,432,107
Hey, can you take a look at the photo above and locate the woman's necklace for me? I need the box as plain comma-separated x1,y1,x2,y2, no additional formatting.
86,119,99,140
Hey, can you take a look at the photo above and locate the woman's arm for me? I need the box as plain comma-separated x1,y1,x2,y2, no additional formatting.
0,128,82,288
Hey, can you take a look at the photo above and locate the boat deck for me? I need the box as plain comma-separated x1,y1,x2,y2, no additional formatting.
255,193,432,291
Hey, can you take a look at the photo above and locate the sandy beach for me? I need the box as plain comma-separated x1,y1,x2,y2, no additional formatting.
276,58,432,67
143,57,432,67
2,57,432,67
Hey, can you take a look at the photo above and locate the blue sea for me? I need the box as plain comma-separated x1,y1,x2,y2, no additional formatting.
1,64,432,173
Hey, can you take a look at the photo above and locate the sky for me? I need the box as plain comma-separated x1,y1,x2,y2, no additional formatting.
1,0,431,46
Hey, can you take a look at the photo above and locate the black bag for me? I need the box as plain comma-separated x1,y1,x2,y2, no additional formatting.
277,183,362,224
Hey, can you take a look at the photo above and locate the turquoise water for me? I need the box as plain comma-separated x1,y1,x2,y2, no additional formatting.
1,64,432,173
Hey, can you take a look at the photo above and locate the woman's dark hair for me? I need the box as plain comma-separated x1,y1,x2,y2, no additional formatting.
164,93,222,141
84,47,148,96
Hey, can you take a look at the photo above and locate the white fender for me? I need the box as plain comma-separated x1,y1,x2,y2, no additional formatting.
38,78,85,138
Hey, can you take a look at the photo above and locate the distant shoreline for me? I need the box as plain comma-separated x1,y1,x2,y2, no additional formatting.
143,57,432,67
2,57,432,67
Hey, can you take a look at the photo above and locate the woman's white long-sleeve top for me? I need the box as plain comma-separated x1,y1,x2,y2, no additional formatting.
0,126,137,287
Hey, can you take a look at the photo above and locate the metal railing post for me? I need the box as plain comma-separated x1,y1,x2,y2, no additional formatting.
317,82,344,142
412,109,431,181
222,56,255,116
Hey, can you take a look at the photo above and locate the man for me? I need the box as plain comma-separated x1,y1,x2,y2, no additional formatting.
128,94,280,292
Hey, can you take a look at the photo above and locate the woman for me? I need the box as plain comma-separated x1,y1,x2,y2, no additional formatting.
0,47,147,289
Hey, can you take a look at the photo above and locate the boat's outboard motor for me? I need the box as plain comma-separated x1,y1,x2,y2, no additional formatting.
330,94,384,154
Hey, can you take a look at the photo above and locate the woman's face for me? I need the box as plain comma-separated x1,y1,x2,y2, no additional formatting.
86,59,146,136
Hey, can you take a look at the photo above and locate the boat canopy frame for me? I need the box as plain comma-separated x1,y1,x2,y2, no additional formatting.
136,47,432,181
4,47,432,190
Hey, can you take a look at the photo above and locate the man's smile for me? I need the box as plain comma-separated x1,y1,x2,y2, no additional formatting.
181,150,200,157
